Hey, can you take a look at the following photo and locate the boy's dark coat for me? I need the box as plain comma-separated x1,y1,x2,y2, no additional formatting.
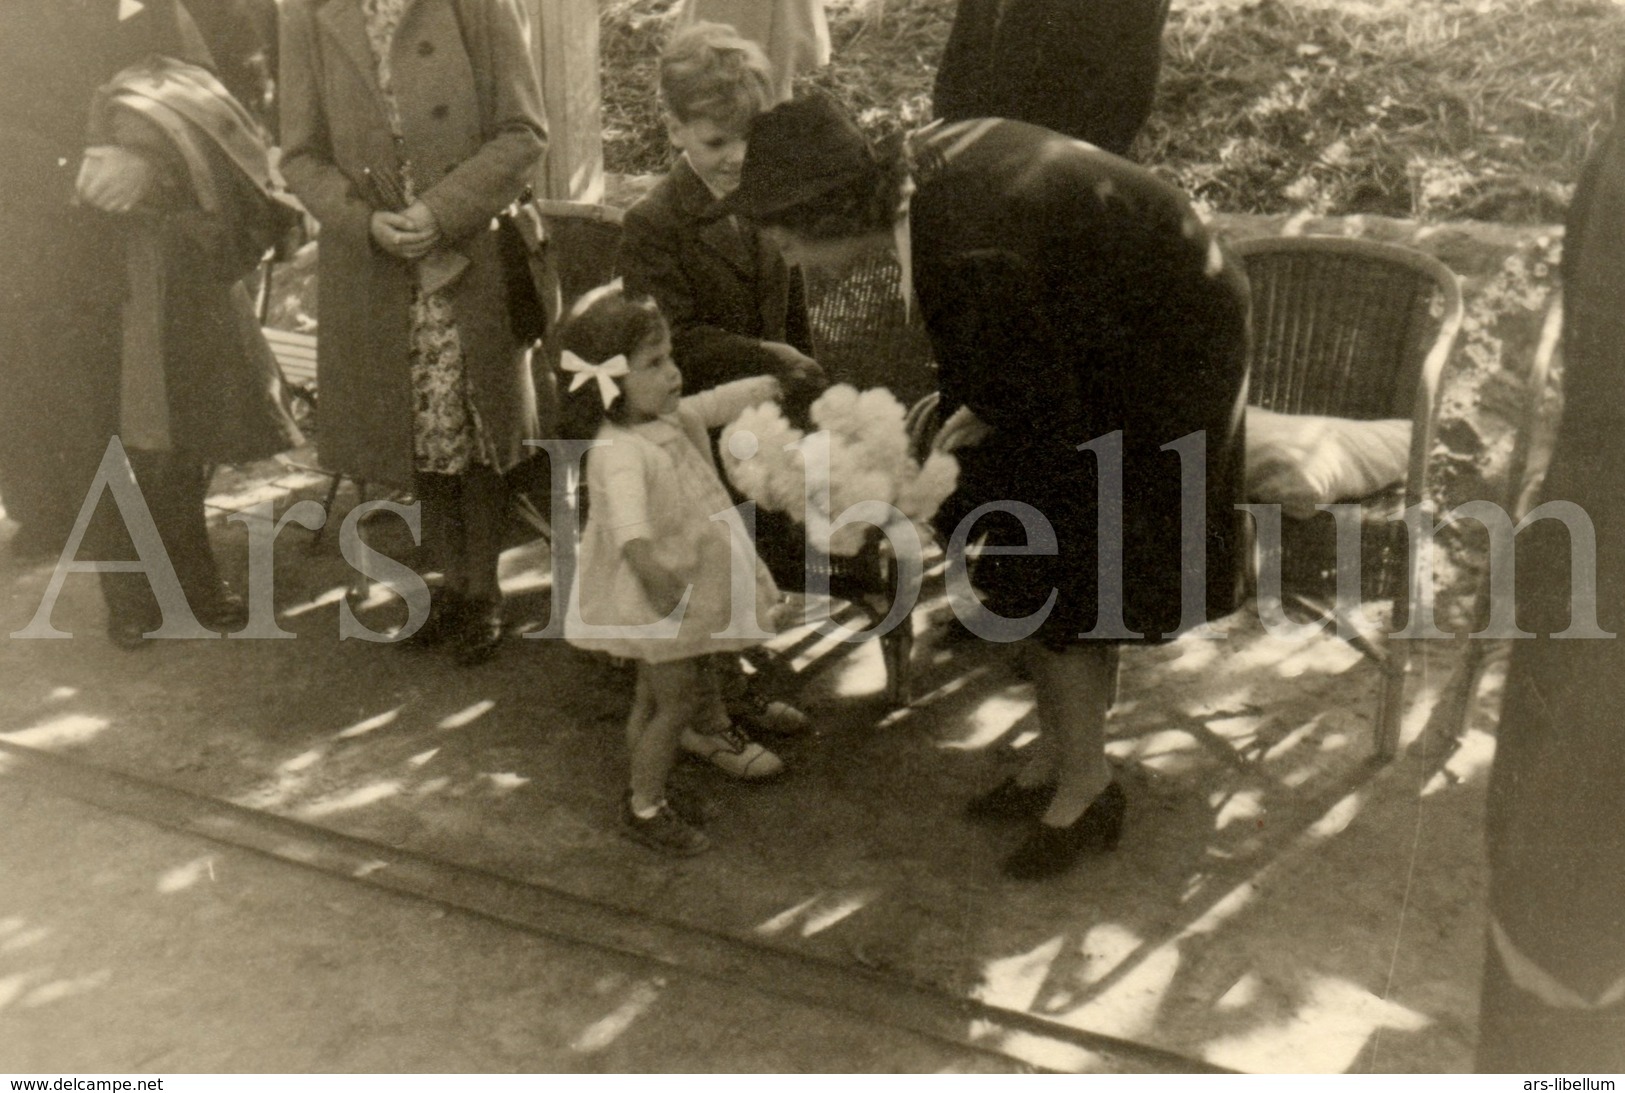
618,156,813,395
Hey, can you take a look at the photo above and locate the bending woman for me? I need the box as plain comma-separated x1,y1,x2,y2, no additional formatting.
725,95,1250,879
280,0,546,664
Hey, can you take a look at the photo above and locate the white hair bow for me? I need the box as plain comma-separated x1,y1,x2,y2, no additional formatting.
560,350,630,409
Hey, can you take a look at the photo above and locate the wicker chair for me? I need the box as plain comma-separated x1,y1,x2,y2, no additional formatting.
803,253,938,406
533,199,626,321
1230,235,1465,759
799,253,940,705
505,200,629,539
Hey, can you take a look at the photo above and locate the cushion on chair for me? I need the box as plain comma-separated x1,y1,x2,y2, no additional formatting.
1245,407,1412,520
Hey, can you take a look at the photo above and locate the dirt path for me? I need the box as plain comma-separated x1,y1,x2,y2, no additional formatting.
6,204,1560,1072
0,446,1501,1072
0,774,1026,1072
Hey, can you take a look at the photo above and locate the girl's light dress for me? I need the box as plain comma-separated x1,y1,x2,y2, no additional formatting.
567,377,783,665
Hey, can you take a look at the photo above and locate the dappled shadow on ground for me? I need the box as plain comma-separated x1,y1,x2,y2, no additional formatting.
0,459,1493,1073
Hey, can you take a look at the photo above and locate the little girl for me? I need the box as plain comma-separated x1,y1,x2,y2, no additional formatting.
558,283,787,855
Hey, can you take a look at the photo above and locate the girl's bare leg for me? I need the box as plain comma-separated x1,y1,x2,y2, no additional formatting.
626,667,653,755
1013,641,1062,788
628,658,703,814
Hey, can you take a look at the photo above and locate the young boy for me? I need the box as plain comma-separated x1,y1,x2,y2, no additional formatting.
618,20,822,398
617,21,822,773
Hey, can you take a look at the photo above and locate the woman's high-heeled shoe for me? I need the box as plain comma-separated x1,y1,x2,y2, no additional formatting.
1002,781,1125,881
397,587,465,648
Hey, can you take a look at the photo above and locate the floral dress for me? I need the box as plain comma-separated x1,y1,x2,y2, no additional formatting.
362,0,492,474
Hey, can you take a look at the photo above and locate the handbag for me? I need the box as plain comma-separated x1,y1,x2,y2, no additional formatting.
441,0,549,344
496,194,548,344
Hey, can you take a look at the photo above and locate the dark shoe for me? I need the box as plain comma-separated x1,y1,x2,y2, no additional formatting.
397,587,465,648
621,795,710,856
965,777,1058,822
191,582,248,631
454,599,503,666
1002,782,1125,881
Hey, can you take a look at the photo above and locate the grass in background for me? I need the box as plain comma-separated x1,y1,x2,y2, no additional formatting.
600,0,1625,223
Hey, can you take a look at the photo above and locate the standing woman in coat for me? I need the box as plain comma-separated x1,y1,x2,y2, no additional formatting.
1474,74,1625,1072
726,95,1250,880
932,0,1170,157
280,0,546,663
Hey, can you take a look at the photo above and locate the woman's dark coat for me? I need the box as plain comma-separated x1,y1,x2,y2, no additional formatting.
279,0,547,489
0,0,293,542
911,118,1249,644
1475,77,1625,1071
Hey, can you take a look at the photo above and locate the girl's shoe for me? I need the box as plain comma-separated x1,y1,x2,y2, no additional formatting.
621,795,710,856
680,726,785,780
1002,781,1125,881
965,777,1058,822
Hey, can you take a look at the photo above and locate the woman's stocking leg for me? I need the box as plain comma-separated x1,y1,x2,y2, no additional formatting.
627,668,653,755
414,472,461,594
458,463,507,607
1007,643,1060,787
1029,643,1117,827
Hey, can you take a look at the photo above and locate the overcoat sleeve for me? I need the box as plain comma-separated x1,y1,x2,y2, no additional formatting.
419,0,546,242
784,265,814,358
923,248,1084,441
998,0,1168,154
277,0,375,246
931,0,995,124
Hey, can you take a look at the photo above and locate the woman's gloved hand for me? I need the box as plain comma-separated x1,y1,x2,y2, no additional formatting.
934,403,991,452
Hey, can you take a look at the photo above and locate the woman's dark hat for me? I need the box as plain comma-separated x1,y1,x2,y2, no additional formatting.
722,91,876,221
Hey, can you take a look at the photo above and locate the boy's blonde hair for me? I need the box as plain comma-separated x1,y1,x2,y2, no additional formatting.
660,21,775,129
